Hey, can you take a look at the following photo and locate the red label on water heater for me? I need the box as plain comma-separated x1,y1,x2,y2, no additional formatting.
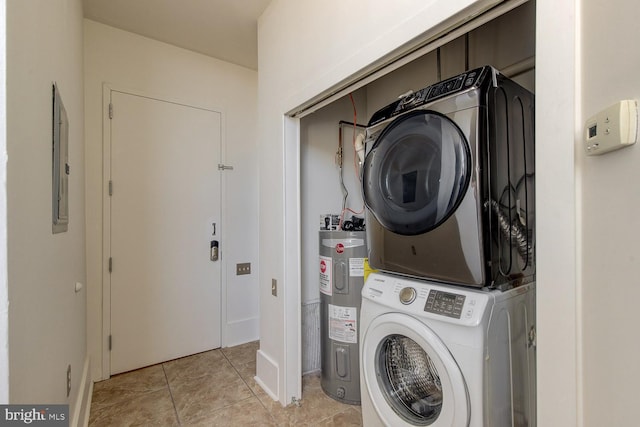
320,259,327,273
336,243,344,254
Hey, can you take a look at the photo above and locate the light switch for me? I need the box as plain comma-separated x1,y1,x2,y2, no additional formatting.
236,262,251,275
584,100,638,155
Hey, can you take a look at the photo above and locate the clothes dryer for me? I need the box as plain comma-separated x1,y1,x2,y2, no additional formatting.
359,272,536,426
363,66,535,288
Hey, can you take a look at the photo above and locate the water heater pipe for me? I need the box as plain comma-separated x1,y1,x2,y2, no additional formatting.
355,133,366,165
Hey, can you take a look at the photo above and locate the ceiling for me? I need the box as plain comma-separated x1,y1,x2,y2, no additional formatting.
83,0,272,70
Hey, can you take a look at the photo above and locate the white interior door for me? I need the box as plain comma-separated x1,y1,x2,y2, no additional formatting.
108,90,222,375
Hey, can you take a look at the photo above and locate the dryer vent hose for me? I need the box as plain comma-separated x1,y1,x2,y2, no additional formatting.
486,199,532,264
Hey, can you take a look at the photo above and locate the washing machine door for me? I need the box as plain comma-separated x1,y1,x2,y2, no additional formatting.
362,313,469,426
363,110,471,236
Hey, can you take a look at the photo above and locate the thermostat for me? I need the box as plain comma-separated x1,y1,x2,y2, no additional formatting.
584,100,638,155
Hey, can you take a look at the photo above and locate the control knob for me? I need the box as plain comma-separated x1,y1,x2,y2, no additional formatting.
400,94,417,110
399,287,417,305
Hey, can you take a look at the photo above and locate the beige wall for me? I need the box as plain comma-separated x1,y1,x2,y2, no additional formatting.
580,0,640,425
6,0,87,420
0,0,8,403
84,20,260,381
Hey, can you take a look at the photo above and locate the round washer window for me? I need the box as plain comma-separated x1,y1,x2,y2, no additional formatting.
363,111,471,235
376,334,443,425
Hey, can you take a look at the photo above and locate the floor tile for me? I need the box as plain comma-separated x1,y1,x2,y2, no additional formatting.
169,360,254,424
221,340,259,368
314,406,363,426
233,360,255,380
162,349,225,383
232,360,260,394
88,342,364,426
89,387,178,427
90,365,168,413
265,381,357,426
183,396,277,427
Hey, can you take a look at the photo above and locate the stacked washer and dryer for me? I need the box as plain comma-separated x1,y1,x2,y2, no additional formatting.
359,66,536,426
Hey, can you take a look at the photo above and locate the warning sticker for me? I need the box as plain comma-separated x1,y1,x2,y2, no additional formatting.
328,304,358,344
349,258,365,277
319,256,332,296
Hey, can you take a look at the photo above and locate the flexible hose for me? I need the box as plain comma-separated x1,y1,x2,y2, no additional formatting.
486,199,532,264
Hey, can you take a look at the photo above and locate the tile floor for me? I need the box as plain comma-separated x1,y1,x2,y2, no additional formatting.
89,341,363,426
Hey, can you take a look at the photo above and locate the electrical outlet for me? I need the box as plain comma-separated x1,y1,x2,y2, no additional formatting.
272,279,277,296
66,365,71,397
236,263,251,275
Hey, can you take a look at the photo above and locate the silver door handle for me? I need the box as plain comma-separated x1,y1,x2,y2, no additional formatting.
210,240,219,261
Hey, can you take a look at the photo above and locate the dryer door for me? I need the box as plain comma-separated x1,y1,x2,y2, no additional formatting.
362,313,469,426
363,110,471,236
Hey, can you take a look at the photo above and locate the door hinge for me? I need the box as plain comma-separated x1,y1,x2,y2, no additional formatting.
528,325,537,348
108,335,112,351
109,103,113,119
109,180,113,196
108,257,113,273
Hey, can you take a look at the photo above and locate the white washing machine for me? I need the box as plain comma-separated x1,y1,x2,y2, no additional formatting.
360,273,536,426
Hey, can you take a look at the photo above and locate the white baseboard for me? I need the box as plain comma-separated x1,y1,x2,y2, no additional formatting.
82,381,94,427
225,317,259,347
71,356,92,427
255,349,279,402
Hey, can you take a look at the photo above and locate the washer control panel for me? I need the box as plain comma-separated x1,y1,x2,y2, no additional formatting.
364,273,490,325
424,290,466,319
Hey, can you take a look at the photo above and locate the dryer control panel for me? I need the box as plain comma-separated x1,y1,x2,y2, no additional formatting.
367,66,490,126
